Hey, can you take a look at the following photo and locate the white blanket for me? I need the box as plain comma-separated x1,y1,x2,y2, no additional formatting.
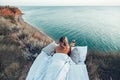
26,51,89,80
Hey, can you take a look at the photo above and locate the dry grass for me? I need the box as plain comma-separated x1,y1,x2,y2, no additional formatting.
86,51,120,80
0,37,27,80
0,17,49,80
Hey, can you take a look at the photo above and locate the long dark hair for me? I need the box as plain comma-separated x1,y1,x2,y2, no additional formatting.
59,36,66,46
59,36,71,56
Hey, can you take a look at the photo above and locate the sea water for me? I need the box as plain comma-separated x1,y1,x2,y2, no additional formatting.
19,6,120,52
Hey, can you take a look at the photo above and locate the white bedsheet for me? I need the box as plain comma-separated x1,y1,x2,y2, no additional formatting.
26,51,89,80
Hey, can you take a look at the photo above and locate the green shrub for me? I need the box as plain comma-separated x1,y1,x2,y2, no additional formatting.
5,15,14,20
0,26,11,36
5,15,15,23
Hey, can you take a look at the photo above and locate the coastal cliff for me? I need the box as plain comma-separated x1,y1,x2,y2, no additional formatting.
0,6,52,80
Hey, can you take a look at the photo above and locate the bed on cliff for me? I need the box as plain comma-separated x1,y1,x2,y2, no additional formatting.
26,41,89,80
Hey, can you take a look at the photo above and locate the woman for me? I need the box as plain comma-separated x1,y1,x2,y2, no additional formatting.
26,36,76,80
55,36,75,55
42,36,76,80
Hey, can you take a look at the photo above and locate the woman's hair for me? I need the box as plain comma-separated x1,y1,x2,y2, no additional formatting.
59,36,66,43
59,36,67,47
59,36,71,56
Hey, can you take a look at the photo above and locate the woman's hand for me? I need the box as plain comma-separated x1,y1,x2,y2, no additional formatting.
70,40,76,47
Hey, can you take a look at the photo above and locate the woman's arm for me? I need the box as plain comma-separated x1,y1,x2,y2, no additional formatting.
68,40,76,55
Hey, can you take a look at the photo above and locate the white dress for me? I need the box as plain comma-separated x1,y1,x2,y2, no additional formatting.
26,47,89,80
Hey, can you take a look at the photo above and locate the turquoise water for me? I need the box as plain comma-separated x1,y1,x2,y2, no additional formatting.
19,6,120,52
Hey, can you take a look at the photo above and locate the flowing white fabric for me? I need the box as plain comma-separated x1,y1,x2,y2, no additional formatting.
26,47,89,80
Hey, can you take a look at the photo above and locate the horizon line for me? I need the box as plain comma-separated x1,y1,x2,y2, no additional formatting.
0,4,120,7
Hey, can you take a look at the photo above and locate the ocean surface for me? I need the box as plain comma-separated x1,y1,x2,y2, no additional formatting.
19,6,120,52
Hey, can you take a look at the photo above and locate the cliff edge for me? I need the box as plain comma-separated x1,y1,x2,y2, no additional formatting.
0,6,52,80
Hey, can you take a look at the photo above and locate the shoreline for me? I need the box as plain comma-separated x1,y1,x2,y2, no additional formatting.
22,16,58,42
16,15,53,44
23,18,54,41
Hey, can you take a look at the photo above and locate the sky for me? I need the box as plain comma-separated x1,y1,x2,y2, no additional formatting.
0,0,120,6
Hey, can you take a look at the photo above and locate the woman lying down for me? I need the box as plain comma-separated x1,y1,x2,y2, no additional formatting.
26,36,89,80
